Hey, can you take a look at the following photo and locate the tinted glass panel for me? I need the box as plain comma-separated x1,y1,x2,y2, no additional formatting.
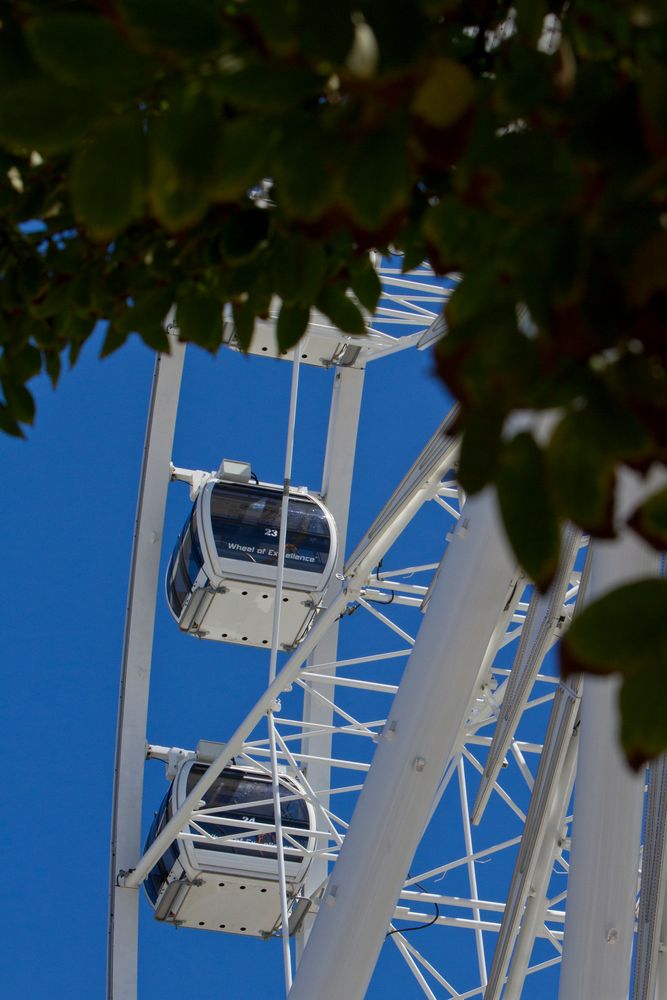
210,484,330,572
185,764,309,859
144,789,179,904
167,509,205,617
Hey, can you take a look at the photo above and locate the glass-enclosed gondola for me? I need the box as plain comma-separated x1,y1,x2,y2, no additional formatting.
144,760,316,937
166,467,338,648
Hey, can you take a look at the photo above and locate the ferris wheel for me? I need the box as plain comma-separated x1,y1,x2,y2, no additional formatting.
107,260,667,1000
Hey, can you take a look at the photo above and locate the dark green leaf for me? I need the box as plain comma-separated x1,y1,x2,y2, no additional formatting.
316,286,366,335
277,302,310,352
209,66,321,112
7,344,42,382
546,413,614,535
457,404,504,494
340,127,410,232
0,12,41,89
176,290,222,351
561,580,667,767
116,288,173,355
274,126,336,222
28,279,73,320
26,14,150,94
218,210,270,265
562,580,667,679
0,79,99,154
628,486,667,551
272,236,325,307
496,431,560,591
210,119,273,204
1,378,36,424
292,2,356,65
148,93,219,230
0,402,24,437
138,324,170,353
44,350,61,386
71,116,146,240
620,661,667,770
120,0,224,55
231,300,255,352
349,258,381,313
100,323,130,359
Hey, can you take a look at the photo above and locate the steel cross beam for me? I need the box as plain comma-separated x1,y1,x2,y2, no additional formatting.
107,332,185,1000
471,525,582,825
288,488,517,1000
485,676,581,1000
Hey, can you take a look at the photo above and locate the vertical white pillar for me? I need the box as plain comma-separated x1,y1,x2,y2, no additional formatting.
297,366,365,954
107,337,185,1000
289,489,516,1000
558,475,661,1000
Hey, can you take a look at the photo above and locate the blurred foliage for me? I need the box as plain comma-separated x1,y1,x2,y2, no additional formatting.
1,0,666,763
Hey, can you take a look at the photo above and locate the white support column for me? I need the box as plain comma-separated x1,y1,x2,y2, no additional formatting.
298,366,365,951
289,489,516,1000
633,756,667,1000
107,335,185,1000
558,475,661,1000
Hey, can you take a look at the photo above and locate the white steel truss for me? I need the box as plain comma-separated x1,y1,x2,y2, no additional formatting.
108,262,667,1000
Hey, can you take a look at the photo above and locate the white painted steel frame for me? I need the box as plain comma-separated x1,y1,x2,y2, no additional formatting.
288,489,517,1000
108,263,667,1000
123,408,462,891
298,364,366,954
633,756,667,1000
107,329,185,1000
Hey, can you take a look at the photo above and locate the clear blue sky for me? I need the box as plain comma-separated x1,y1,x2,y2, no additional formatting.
1,319,560,998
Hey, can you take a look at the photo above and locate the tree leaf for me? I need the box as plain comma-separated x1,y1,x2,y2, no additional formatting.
274,126,336,222
316,286,366,335
231,300,255,351
119,0,224,56
44,350,61,387
561,580,667,767
412,58,476,129
6,344,42,383
26,14,150,95
0,401,24,438
496,431,560,591
628,485,667,551
620,661,667,770
349,257,381,313
272,235,325,307
148,93,219,230
115,288,173,355
0,79,99,154
562,580,667,679
340,126,410,232
176,290,222,351
1,377,36,425
71,116,146,240
210,118,273,204
457,403,504,494
209,65,321,111
0,10,41,89
277,302,310,352
546,411,616,536
100,323,130,359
